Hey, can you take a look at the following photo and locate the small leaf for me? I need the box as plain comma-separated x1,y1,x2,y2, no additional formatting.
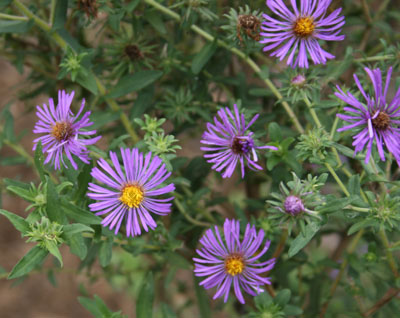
0,20,33,33
73,161,93,201
0,209,30,234
63,223,94,237
67,233,87,260
46,179,67,224
107,71,163,99
191,40,217,75
6,185,34,202
99,238,113,267
275,289,291,306
137,273,154,318
61,199,101,224
34,141,46,182
52,0,68,30
45,241,63,267
288,222,320,258
145,10,167,34
347,219,378,235
76,71,99,95
348,175,361,196
8,246,48,279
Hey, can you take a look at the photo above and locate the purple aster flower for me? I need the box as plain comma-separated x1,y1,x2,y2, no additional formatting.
336,67,400,165
193,219,275,304
87,148,175,237
33,90,101,170
260,0,345,68
200,104,277,178
283,195,305,215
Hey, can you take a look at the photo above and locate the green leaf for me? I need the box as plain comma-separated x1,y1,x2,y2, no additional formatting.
61,199,101,224
268,122,283,141
34,141,46,182
0,20,33,33
67,233,87,260
0,0,12,9
52,0,68,30
288,222,320,258
46,179,67,224
78,295,123,317
8,246,48,279
137,273,154,318
76,71,99,95
191,41,217,75
283,304,303,315
275,289,291,306
0,209,30,233
63,223,94,237
99,238,113,267
193,275,211,318
347,219,378,235
73,161,93,201
145,10,167,34
107,70,163,99
45,241,63,267
6,185,34,202
348,175,361,196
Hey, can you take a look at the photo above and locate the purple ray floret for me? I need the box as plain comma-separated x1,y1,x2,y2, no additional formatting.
193,219,275,304
260,0,345,68
33,90,101,170
336,67,400,165
87,148,175,237
200,104,277,178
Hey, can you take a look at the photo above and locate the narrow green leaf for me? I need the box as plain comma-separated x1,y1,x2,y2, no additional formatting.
61,199,101,224
63,223,94,237
347,219,378,235
67,233,87,260
73,161,93,201
52,0,68,30
0,20,33,33
34,141,46,182
137,273,154,318
99,238,113,267
45,241,63,267
76,71,99,95
6,185,35,202
145,10,167,34
288,222,320,258
193,275,211,318
107,70,163,99
348,175,361,196
0,209,30,233
191,41,217,74
275,289,291,306
46,179,66,224
8,246,48,279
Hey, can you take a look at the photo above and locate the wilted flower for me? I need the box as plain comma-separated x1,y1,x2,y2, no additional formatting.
336,67,400,165
193,219,275,304
33,90,101,170
260,0,345,68
87,148,175,237
201,104,277,178
291,74,306,87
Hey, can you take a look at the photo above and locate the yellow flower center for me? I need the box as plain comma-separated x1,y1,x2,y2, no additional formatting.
51,121,74,142
225,255,245,276
119,185,144,208
293,17,315,37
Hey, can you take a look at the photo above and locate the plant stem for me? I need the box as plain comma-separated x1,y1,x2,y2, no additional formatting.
174,197,212,227
13,0,139,144
144,0,305,134
324,162,350,197
320,229,365,317
360,0,372,25
354,55,395,63
0,12,28,20
362,288,400,317
379,228,399,277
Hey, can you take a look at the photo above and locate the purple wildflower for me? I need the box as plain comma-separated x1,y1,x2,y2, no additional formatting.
33,90,101,170
87,148,175,237
194,219,275,304
200,104,277,178
336,67,400,165
260,0,345,68
284,195,305,215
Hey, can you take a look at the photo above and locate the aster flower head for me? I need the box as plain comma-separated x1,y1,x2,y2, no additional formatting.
33,90,101,170
260,0,345,68
267,173,325,230
193,219,275,304
200,104,277,179
336,67,400,165
87,148,175,237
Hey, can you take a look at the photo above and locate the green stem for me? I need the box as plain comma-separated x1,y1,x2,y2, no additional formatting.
379,228,399,277
324,162,350,197
3,139,35,167
320,229,365,317
174,197,212,227
354,55,395,63
346,206,370,213
0,12,28,20
13,0,139,144
144,0,305,134
303,94,322,128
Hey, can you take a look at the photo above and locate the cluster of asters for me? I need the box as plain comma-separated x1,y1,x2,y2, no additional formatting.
30,0,400,305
